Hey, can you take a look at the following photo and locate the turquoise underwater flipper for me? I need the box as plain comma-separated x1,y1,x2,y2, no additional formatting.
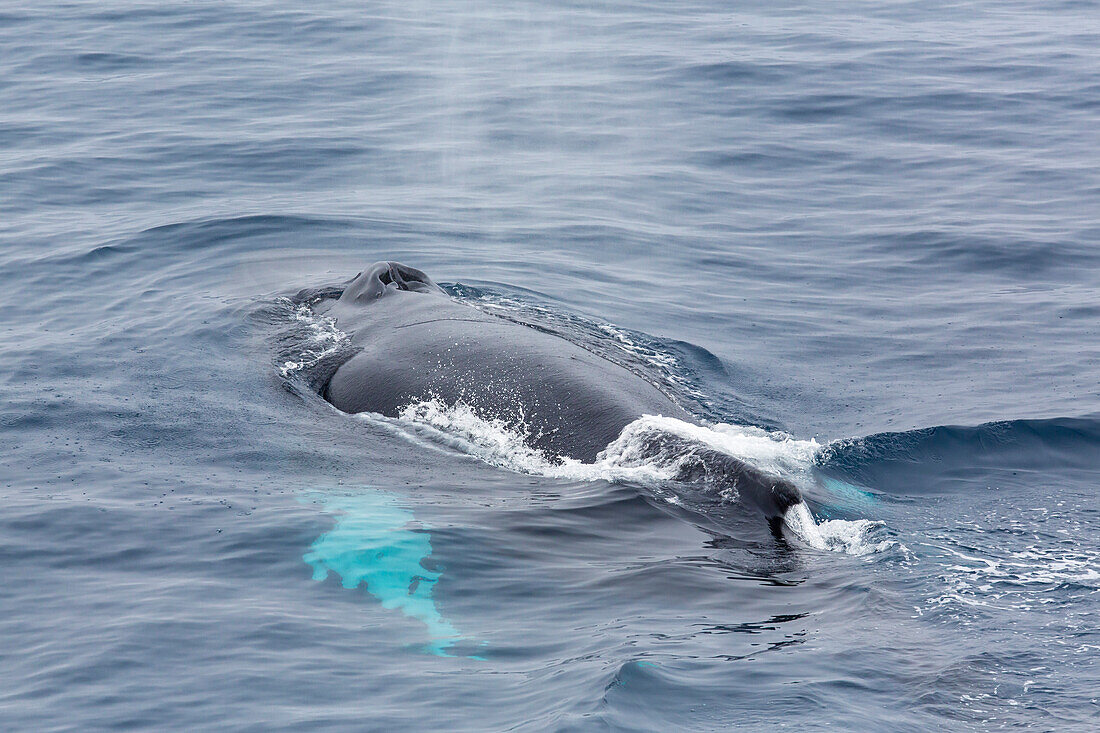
302,491,472,657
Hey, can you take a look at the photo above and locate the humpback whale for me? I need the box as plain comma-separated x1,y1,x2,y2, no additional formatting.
318,262,802,532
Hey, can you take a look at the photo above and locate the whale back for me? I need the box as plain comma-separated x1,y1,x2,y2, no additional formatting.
324,306,691,462
319,262,804,530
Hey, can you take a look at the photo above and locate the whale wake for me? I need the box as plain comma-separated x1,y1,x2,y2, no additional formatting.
373,399,892,555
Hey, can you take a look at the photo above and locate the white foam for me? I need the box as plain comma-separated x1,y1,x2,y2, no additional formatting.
606,414,822,481
393,400,678,484
278,300,349,377
783,502,895,555
922,537,1100,617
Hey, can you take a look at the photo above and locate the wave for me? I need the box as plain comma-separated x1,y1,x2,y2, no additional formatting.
20,215,360,271
818,415,1100,493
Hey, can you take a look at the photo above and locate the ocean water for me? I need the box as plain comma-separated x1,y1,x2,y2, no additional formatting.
3,1,1100,730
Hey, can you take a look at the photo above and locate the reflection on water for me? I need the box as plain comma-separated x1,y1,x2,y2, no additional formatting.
301,490,468,657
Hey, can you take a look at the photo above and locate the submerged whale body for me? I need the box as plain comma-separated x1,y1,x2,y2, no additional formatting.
319,262,802,531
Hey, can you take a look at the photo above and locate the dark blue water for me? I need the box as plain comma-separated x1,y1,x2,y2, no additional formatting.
3,1,1100,729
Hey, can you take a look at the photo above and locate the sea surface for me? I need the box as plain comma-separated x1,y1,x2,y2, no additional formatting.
3,1,1100,730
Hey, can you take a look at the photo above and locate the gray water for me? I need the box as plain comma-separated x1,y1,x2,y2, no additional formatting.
3,1,1100,730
